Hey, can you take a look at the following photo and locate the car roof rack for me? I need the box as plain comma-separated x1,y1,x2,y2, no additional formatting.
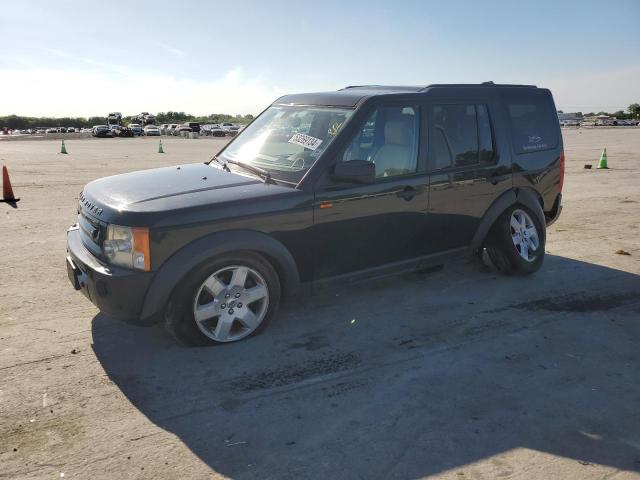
340,82,537,93
339,85,426,92
421,82,537,90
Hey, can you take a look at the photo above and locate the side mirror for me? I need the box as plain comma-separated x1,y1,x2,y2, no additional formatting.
331,160,375,185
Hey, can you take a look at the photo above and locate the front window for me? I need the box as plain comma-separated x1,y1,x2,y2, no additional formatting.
341,105,419,179
217,105,354,183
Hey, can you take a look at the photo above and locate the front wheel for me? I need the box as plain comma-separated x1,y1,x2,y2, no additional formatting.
485,205,545,275
164,252,281,346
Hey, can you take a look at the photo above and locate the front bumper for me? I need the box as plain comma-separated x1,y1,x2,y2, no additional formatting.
66,225,155,323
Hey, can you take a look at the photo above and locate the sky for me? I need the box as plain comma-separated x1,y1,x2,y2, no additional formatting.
1,0,639,117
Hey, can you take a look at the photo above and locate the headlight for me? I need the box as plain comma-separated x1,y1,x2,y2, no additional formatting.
102,225,151,271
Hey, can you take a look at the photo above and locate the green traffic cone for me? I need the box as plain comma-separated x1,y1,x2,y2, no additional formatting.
597,148,608,169
60,140,68,154
158,140,164,154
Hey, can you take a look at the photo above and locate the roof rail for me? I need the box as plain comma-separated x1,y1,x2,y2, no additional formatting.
421,82,536,90
339,85,426,92
339,83,538,93
340,85,378,90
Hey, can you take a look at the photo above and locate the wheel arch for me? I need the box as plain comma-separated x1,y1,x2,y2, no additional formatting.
140,229,301,323
469,188,545,255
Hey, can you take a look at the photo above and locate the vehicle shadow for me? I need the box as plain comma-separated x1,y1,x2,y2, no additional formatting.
92,254,640,478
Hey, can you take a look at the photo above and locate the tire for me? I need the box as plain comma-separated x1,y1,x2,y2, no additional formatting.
164,251,281,346
485,204,545,275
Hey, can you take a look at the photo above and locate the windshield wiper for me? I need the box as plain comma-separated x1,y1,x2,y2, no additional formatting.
209,155,231,172
227,159,274,184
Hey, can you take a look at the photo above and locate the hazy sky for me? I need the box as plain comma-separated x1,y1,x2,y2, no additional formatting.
2,0,639,117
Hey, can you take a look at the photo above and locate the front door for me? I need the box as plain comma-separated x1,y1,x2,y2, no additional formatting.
312,103,430,279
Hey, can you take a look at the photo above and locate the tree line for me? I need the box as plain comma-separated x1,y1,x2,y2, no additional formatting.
558,103,640,119
155,112,255,125
0,112,255,129
4,103,639,130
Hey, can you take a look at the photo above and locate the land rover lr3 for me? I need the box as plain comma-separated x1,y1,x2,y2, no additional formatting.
66,83,564,345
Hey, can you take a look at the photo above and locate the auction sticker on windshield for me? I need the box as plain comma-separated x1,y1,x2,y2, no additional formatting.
289,133,323,151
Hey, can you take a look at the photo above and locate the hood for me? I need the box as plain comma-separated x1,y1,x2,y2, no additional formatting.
82,163,296,226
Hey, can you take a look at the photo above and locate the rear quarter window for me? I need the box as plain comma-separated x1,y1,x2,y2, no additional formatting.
505,91,558,154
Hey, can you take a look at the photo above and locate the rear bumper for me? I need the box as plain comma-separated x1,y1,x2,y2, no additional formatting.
66,225,156,323
545,193,563,226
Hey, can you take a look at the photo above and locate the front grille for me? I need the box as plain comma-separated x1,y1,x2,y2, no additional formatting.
78,209,106,259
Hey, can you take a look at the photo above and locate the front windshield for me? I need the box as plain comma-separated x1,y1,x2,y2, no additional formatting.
217,105,353,183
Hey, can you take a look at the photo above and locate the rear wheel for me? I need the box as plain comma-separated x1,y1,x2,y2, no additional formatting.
164,252,281,346
486,205,545,275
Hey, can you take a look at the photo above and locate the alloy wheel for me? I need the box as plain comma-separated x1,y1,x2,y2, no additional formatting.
510,209,540,262
193,265,269,342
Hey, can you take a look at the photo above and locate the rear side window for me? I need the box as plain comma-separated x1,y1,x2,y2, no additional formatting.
477,105,494,163
505,92,558,154
429,104,495,170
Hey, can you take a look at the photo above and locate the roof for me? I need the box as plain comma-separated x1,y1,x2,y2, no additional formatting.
273,82,539,108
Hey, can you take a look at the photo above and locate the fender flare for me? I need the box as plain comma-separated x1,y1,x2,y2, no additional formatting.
140,229,301,322
469,188,545,255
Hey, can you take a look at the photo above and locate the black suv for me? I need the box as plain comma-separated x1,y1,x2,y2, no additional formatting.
66,83,564,345
185,122,201,133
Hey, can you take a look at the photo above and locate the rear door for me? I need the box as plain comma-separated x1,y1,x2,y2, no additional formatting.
425,99,512,253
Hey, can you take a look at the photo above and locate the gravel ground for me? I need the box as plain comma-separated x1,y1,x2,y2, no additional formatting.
1,130,639,479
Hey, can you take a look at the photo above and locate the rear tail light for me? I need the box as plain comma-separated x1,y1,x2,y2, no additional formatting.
559,150,565,192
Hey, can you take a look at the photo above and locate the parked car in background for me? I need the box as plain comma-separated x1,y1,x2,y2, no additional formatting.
144,125,161,136
184,122,201,133
202,125,226,137
92,125,113,137
166,124,178,135
173,124,193,136
45,128,58,134
112,125,134,137
128,123,144,136
132,112,156,126
67,127,76,133
107,112,122,126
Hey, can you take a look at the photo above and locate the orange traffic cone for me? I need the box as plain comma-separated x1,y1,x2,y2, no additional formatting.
1,166,20,203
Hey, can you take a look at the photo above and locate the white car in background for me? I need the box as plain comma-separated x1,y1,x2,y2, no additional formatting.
144,125,161,136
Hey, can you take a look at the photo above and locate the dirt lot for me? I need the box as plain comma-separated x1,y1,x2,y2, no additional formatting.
1,130,639,479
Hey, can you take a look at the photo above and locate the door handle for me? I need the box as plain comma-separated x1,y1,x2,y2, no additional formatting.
396,186,422,201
